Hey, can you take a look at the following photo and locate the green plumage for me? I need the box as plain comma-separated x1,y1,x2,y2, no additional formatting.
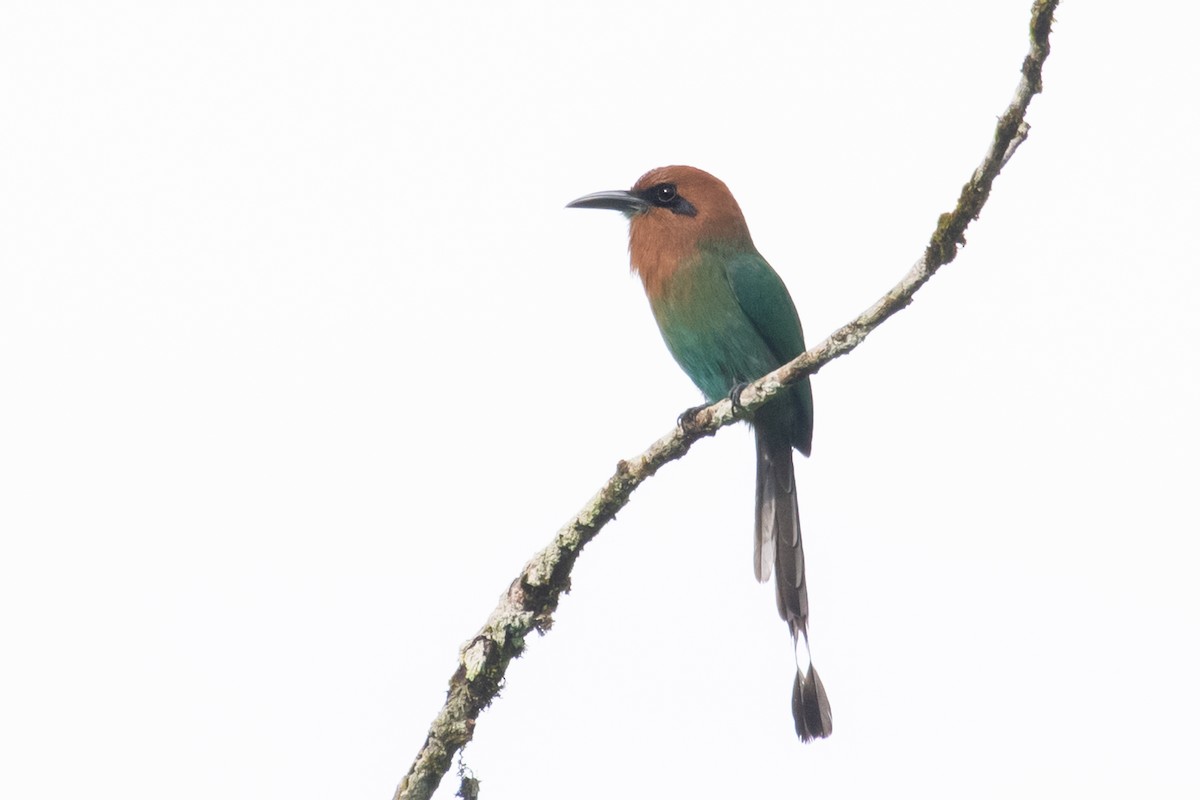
650,240,814,455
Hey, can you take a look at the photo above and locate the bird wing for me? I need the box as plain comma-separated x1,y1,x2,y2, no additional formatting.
725,251,814,453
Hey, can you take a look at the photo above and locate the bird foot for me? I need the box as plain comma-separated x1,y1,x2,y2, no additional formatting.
677,404,709,433
728,382,751,411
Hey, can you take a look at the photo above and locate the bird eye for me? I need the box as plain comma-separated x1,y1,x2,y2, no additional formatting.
654,184,677,205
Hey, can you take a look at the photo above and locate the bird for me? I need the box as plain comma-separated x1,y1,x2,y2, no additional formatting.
567,165,832,741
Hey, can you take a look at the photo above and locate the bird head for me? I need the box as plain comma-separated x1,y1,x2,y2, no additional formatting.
567,165,754,295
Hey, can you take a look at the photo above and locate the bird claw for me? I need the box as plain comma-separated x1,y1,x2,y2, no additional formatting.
728,382,751,411
678,383,750,433
677,404,708,433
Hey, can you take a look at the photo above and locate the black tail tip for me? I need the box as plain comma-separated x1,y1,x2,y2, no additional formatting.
792,666,833,742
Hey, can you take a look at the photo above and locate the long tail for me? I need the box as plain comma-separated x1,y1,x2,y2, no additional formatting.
754,422,833,742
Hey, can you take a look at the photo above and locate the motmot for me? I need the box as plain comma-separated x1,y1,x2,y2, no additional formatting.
568,166,832,741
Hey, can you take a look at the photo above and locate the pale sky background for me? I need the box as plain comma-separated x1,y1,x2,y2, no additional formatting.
2,2,1198,799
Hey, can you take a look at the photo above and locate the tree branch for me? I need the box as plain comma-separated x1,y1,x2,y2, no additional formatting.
395,2,1058,798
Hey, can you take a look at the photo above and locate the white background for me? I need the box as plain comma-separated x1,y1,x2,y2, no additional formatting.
3,2,1198,798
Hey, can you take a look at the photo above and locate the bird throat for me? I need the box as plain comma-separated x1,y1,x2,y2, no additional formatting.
630,218,751,300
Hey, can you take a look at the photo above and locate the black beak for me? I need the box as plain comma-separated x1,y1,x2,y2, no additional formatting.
566,190,649,217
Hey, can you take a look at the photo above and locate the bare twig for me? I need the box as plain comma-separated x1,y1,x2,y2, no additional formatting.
395,2,1058,798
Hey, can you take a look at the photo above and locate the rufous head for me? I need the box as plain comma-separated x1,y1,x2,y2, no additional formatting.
568,165,756,296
